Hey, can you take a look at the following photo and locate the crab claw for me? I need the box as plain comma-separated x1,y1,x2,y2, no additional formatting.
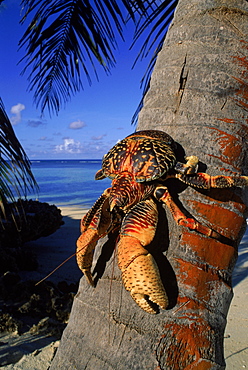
117,199,168,314
120,241,168,314
76,229,98,286
76,190,112,286
174,156,199,175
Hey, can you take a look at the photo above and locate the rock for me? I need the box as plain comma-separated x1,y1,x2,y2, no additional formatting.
0,199,64,273
29,317,65,337
0,313,22,334
1,199,64,245
0,277,78,338
1,271,21,286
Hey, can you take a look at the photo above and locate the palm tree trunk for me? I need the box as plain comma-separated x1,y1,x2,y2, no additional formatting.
50,0,248,369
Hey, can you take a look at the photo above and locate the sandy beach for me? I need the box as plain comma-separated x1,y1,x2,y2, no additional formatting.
0,206,247,369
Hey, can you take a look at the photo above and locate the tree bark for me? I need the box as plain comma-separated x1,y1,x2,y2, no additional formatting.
50,0,248,369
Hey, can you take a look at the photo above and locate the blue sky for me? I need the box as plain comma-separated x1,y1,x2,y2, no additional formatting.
0,0,150,159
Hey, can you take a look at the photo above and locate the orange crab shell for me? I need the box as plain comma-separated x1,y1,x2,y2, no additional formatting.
95,130,177,182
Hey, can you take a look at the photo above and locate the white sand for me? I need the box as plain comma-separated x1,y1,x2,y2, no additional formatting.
224,231,248,369
0,206,247,369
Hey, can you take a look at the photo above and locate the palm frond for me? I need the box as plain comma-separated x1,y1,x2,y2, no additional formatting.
19,0,178,118
0,98,38,209
131,0,179,124
19,0,151,115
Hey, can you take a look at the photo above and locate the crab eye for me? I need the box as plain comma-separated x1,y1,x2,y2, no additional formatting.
154,187,166,200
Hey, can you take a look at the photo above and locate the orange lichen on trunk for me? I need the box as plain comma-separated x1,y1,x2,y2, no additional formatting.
186,199,246,240
160,318,216,370
208,127,242,169
175,257,228,301
180,231,236,270
155,228,233,368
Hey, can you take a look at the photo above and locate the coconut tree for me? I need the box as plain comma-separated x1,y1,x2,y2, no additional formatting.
19,0,248,368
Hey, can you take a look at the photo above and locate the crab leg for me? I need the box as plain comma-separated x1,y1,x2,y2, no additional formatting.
117,198,168,314
76,189,113,286
176,172,248,189
155,186,225,240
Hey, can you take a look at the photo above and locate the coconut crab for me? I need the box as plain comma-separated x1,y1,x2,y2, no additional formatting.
76,130,248,314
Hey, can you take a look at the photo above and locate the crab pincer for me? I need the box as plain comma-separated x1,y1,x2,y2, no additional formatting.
117,199,168,314
76,190,112,286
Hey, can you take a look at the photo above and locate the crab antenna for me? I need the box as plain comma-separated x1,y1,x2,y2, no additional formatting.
35,240,95,286
35,228,112,286
35,252,77,286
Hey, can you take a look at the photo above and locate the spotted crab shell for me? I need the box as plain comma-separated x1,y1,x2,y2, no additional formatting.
96,130,177,182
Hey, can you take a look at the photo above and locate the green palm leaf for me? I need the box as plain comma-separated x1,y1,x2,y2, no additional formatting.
19,1,178,116
131,0,178,124
0,98,38,210
19,0,148,114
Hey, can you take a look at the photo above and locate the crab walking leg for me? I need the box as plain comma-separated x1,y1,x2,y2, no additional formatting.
76,190,112,286
117,198,168,314
155,186,224,240
176,172,248,189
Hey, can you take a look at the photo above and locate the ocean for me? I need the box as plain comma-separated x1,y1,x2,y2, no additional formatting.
29,160,111,208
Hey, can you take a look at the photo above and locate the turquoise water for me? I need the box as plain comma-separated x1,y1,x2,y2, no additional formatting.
29,160,111,208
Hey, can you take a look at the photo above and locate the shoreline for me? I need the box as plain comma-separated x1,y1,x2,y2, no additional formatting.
0,205,247,369
18,205,87,285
